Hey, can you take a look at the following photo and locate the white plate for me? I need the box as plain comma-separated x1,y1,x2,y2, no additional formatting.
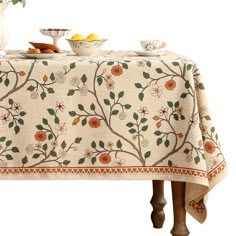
19,51,68,59
134,50,163,56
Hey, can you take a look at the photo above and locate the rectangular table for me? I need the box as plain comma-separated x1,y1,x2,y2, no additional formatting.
0,50,227,235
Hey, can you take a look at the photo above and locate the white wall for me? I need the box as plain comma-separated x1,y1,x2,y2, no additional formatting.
1,0,235,235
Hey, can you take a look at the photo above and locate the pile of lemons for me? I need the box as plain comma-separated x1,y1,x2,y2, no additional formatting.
71,33,100,41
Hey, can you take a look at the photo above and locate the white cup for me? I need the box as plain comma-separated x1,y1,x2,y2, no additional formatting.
140,40,166,51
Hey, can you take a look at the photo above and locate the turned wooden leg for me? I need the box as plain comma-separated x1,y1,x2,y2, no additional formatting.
150,180,167,228
171,181,190,236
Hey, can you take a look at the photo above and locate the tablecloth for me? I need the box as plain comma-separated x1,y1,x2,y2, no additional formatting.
0,50,227,223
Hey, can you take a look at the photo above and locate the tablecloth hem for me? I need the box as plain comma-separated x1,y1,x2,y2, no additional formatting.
185,166,227,223
0,172,209,184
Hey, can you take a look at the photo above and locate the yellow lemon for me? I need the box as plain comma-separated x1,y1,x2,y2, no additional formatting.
86,33,100,41
71,34,85,40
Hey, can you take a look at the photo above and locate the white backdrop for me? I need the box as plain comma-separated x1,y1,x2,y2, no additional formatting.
1,0,235,235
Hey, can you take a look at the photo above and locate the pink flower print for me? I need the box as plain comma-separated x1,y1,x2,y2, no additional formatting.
137,61,145,67
106,141,114,149
105,74,112,80
106,80,115,90
176,106,183,115
35,143,42,149
51,140,58,147
84,149,93,159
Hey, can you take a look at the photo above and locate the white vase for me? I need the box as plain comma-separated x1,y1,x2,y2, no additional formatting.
0,3,10,56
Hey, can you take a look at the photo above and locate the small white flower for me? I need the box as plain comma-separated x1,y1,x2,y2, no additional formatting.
84,149,93,159
79,85,88,96
150,85,163,98
51,140,58,147
186,154,193,162
12,102,22,113
106,141,114,149
0,144,4,151
25,144,34,154
189,116,198,127
70,76,80,87
55,71,66,84
176,106,183,115
55,123,67,135
73,146,78,151
137,61,145,67
0,160,7,167
56,102,65,112
138,106,149,117
118,111,127,120
105,74,112,80
114,158,126,166
159,107,168,117
106,80,115,90
35,143,42,149
59,149,67,159
31,91,39,99
209,157,219,169
141,139,149,147
0,113,10,124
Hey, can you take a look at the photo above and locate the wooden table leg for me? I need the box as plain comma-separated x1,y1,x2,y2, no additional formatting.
150,180,167,228
171,181,190,236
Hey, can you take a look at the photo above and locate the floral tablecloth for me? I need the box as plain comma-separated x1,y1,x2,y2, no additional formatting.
0,50,227,223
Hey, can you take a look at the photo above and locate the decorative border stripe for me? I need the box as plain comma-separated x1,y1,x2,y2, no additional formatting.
207,160,226,181
188,200,206,214
0,166,207,176
0,161,226,181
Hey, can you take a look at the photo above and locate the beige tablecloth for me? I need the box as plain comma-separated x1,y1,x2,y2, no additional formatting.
0,50,227,223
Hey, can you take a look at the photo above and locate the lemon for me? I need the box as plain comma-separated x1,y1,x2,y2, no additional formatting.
71,34,85,40
86,33,100,41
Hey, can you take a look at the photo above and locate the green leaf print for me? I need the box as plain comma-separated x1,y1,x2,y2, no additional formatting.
144,151,151,158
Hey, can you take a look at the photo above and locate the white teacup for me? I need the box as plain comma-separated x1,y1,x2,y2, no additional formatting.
140,40,166,51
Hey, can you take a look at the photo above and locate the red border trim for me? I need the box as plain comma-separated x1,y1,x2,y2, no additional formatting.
207,160,226,181
188,200,206,214
0,160,226,180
